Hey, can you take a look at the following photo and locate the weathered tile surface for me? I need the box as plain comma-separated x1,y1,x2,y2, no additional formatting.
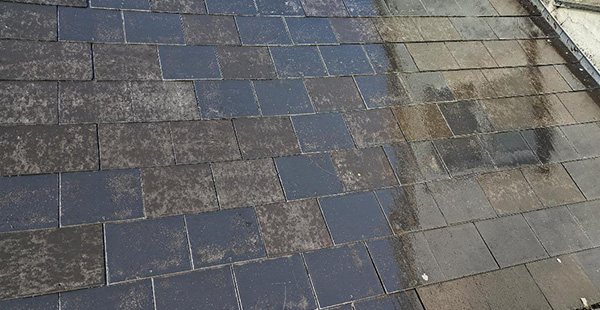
60,280,154,310
401,72,455,103
330,18,381,43
0,82,58,125
394,104,452,141
384,141,449,184
476,170,542,215
182,15,240,45
428,177,496,224
256,0,304,15
479,132,539,168
195,80,260,119
556,91,600,122
1,2,57,41
275,154,344,200
406,42,459,71
304,77,365,112
92,0,149,9
363,43,418,73
438,100,494,135
217,46,276,79
234,117,301,158
344,108,405,147
300,0,348,16
443,69,497,99
353,292,424,310
564,157,600,200
94,44,161,80
521,164,585,207
292,113,355,152
170,120,241,164
124,12,184,44
331,147,398,191
152,0,207,13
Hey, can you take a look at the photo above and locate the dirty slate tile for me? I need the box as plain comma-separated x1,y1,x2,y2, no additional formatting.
420,0,462,15
0,2,56,41
60,280,154,310
154,267,239,310
569,201,600,246
401,72,455,103
445,41,498,69
99,122,174,169
344,108,405,147
285,17,337,44
158,46,220,80
205,0,257,14
428,177,496,224
475,215,548,268
406,42,460,71
0,294,58,310
94,44,161,80
61,169,143,226
483,40,530,67
556,90,600,122
564,157,600,200
58,7,124,43
320,192,392,243
488,0,529,15
236,17,292,45
438,100,494,135
555,63,588,91
151,0,207,13
0,174,58,233
383,141,449,184
344,0,391,16
123,12,184,44
92,0,150,9
255,199,333,256
363,44,418,73
355,74,410,108
0,41,92,81
353,292,424,310
412,17,462,41
275,154,344,200
394,104,452,141
424,224,497,280
129,81,199,122
234,255,317,310
0,124,98,176
521,127,579,164
561,123,600,158
256,0,304,15
376,184,446,234
182,15,240,45
331,147,398,191
367,233,445,292
521,164,585,207
253,79,313,115
479,132,539,168
442,70,497,100
216,46,276,79
292,113,355,152
300,0,348,16
329,18,381,43
186,208,266,267
435,136,496,176
195,80,260,119
0,225,104,299
304,243,383,307
212,158,284,209
572,249,600,298
476,170,542,215
270,46,328,77
304,77,364,112
234,116,301,158
450,17,497,40
0,81,58,125
485,17,543,39
105,216,190,282
519,39,567,65
455,0,498,15
384,0,427,15
373,17,423,42
319,45,374,75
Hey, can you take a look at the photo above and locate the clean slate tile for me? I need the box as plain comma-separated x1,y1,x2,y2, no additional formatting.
329,18,381,43
0,294,58,310
292,113,355,152
124,12,184,44
253,79,314,115
151,0,207,13
256,0,304,15
59,7,123,42
384,142,449,184
217,46,276,79
355,74,410,108
564,157,600,200
434,136,495,176
363,44,418,73
159,46,220,80
94,44,161,80
285,17,337,44
393,104,452,141
60,280,154,310
0,174,58,233
206,0,257,14
186,208,266,267
450,17,497,40
61,170,143,226
319,192,392,243
271,46,328,77
354,292,424,310
304,243,383,307
234,116,301,158
0,2,56,41
91,0,150,9
479,132,539,168
275,153,344,200
237,17,291,45
320,45,374,75
235,255,317,310
476,170,542,215
561,123,600,158
521,164,585,207
401,72,455,103
428,177,496,224
170,120,241,164
105,216,191,282
0,81,58,125
304,77,364,112
182,15,240,45
154,267,239,310
300,0,348,16
195,80,260,119
332,147,398,191
344,108,404,147
570,201,600,246
438,100,494,135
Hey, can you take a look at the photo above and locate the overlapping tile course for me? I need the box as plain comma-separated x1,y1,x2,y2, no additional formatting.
1,0,600,308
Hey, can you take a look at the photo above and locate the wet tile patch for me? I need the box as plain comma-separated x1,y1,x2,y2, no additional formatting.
476,170,542,215
355,74,410,108
394,104,452,141
428,177,496,224
275,154,344,200
434,136,495,176
438,100,494,135
319,45,374,75
292,113,354,152
479,132,538,168
331,147,398,191
344,108,404,147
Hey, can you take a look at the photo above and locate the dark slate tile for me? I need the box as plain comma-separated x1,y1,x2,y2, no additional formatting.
285,17,337,44
442,70,497,100
158,46,220,80
331,147,398,191
255,199,332,256
253,79,313,116
569,200,600,246
344,108,404,148
205,0,257,14
275,154,343,200
256,0,304,15
373,17,422,42
384,142,449,184
521,127,579,164
330,18,380,43
60,280,153,310
235,255,317,310
406,42,459,71
0,125,98,176
0,225,104,299
94,44,161,81
16,0,87,6
355,75,410,108
61,170,143,226
234,117,301,158
271,46,327,77
428,177,496,224
151,0,207,13
522,164,585,207
476,170,542,216
375,185,446,234
393,104,452,141
154,267,238,310
292,113,355,152
182,15,239,45
385,0,427,15
556,91,600,123
450,17,497,40
434,136,495,176
363,44,418,73
304,243,383,307
0,41,91,81
353,292,424,310
479,132,539,168
564,157,600,200
195,80,259,119
561,123,600,158
187,208,265,267
344,0,391,16
367,234,444,293
304,77,364,112
170,120,240,164
124,12,183,44
424,224,497,280
320,45,374,75
401,72,455,103
0,294,58,310
91,0,150,9
105,217,190,282
320,192,391,243
99,122,173,169
300,0,348,16
0,81,57,125
0,174,58,233
217,46,276,79
212,159,285,209
0,2,56,41
236,17,291,45
573,248,600,297
59,7,123,43
438,100,493,136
